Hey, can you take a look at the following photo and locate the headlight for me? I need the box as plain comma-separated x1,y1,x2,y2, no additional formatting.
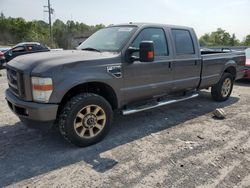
31,77,53,103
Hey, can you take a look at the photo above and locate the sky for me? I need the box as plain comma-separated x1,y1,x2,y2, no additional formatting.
0,0,250,40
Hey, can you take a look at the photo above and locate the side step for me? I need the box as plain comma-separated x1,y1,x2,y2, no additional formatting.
122,92,199,115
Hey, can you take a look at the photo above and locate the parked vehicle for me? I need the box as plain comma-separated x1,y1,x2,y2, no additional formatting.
0,47,11,53
5,23,246,147
4,42,50,63
244,48,250,79
0,51,6,70
0,47,11,69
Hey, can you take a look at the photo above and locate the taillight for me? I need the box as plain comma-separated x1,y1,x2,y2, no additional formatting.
0,52,5,59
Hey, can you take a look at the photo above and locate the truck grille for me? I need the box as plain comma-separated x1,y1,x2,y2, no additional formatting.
7,68,25,98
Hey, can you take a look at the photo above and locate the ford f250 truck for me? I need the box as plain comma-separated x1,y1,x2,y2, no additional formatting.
5,23,246,147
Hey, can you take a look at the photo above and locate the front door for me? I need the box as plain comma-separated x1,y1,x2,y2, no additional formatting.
122,27,174,104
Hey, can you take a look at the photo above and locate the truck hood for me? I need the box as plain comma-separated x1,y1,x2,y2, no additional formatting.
7,50,119,74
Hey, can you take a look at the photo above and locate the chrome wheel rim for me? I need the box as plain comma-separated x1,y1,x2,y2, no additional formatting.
221,78,232,97
74,105,106,139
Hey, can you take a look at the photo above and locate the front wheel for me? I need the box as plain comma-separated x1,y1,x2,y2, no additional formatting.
211,73,234,102
58,93,113,147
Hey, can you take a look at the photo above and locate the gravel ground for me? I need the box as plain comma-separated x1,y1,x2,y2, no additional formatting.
0,69,249,188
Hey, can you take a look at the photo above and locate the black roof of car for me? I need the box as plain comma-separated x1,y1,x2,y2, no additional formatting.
15,42,42,46
13,42,49,49
17,42,40,45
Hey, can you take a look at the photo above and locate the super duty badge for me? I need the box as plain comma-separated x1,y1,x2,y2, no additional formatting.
107,65,122,78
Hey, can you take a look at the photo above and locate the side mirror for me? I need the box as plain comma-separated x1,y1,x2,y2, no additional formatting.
126,41,154,63
139,41,154,62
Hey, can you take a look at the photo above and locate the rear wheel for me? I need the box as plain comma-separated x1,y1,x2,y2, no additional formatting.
211,73,234,102
58,93,113,147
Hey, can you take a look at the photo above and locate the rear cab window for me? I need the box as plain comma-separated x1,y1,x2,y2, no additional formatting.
171,29,195,55
32,44,42,51
35,44,45,50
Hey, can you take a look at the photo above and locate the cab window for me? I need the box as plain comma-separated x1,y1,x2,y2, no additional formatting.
12,46,26,53
27,46,33,51
131,28,169,56
171,29,195,55
35,44,45,50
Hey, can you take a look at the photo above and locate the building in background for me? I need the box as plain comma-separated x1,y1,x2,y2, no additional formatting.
71,33,92,48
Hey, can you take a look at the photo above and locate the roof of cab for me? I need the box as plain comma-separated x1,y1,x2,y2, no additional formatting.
108,22,193,30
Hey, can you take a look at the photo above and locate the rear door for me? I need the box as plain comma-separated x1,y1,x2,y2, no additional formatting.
123,27,174,104
170,29,201,91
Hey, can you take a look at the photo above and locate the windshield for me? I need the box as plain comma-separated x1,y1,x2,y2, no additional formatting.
77,26,136,52
245,48,250,59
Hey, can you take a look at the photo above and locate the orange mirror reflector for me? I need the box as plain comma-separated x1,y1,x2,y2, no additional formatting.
147,51,154,59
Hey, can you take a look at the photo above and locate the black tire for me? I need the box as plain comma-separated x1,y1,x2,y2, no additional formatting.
211,73,234,102
58,93,113,147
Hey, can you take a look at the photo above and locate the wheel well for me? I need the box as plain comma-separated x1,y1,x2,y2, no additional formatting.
59,82,118,111
224,66,236,80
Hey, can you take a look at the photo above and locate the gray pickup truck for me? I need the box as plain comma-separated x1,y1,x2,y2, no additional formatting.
5,23,246,147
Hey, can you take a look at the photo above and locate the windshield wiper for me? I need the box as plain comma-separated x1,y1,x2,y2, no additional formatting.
82,47,101,52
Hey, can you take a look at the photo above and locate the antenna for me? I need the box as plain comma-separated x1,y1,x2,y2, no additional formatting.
44,0,54,46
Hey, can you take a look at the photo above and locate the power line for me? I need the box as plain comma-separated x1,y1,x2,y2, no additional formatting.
44,0,54,46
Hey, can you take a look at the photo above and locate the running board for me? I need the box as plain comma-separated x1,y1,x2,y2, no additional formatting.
122,93,199,115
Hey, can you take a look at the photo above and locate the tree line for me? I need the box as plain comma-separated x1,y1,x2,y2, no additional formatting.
0,13,104,49
0,13,250,49
199,28,250,47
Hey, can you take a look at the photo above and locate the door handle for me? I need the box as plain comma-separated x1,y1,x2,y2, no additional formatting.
169,62,172,69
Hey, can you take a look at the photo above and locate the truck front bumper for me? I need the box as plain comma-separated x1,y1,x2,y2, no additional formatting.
5,89,58,122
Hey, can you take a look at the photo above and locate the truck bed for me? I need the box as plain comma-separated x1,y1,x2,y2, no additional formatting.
199,50,246,89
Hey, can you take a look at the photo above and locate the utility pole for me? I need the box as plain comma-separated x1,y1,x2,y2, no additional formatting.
44,0,54,46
